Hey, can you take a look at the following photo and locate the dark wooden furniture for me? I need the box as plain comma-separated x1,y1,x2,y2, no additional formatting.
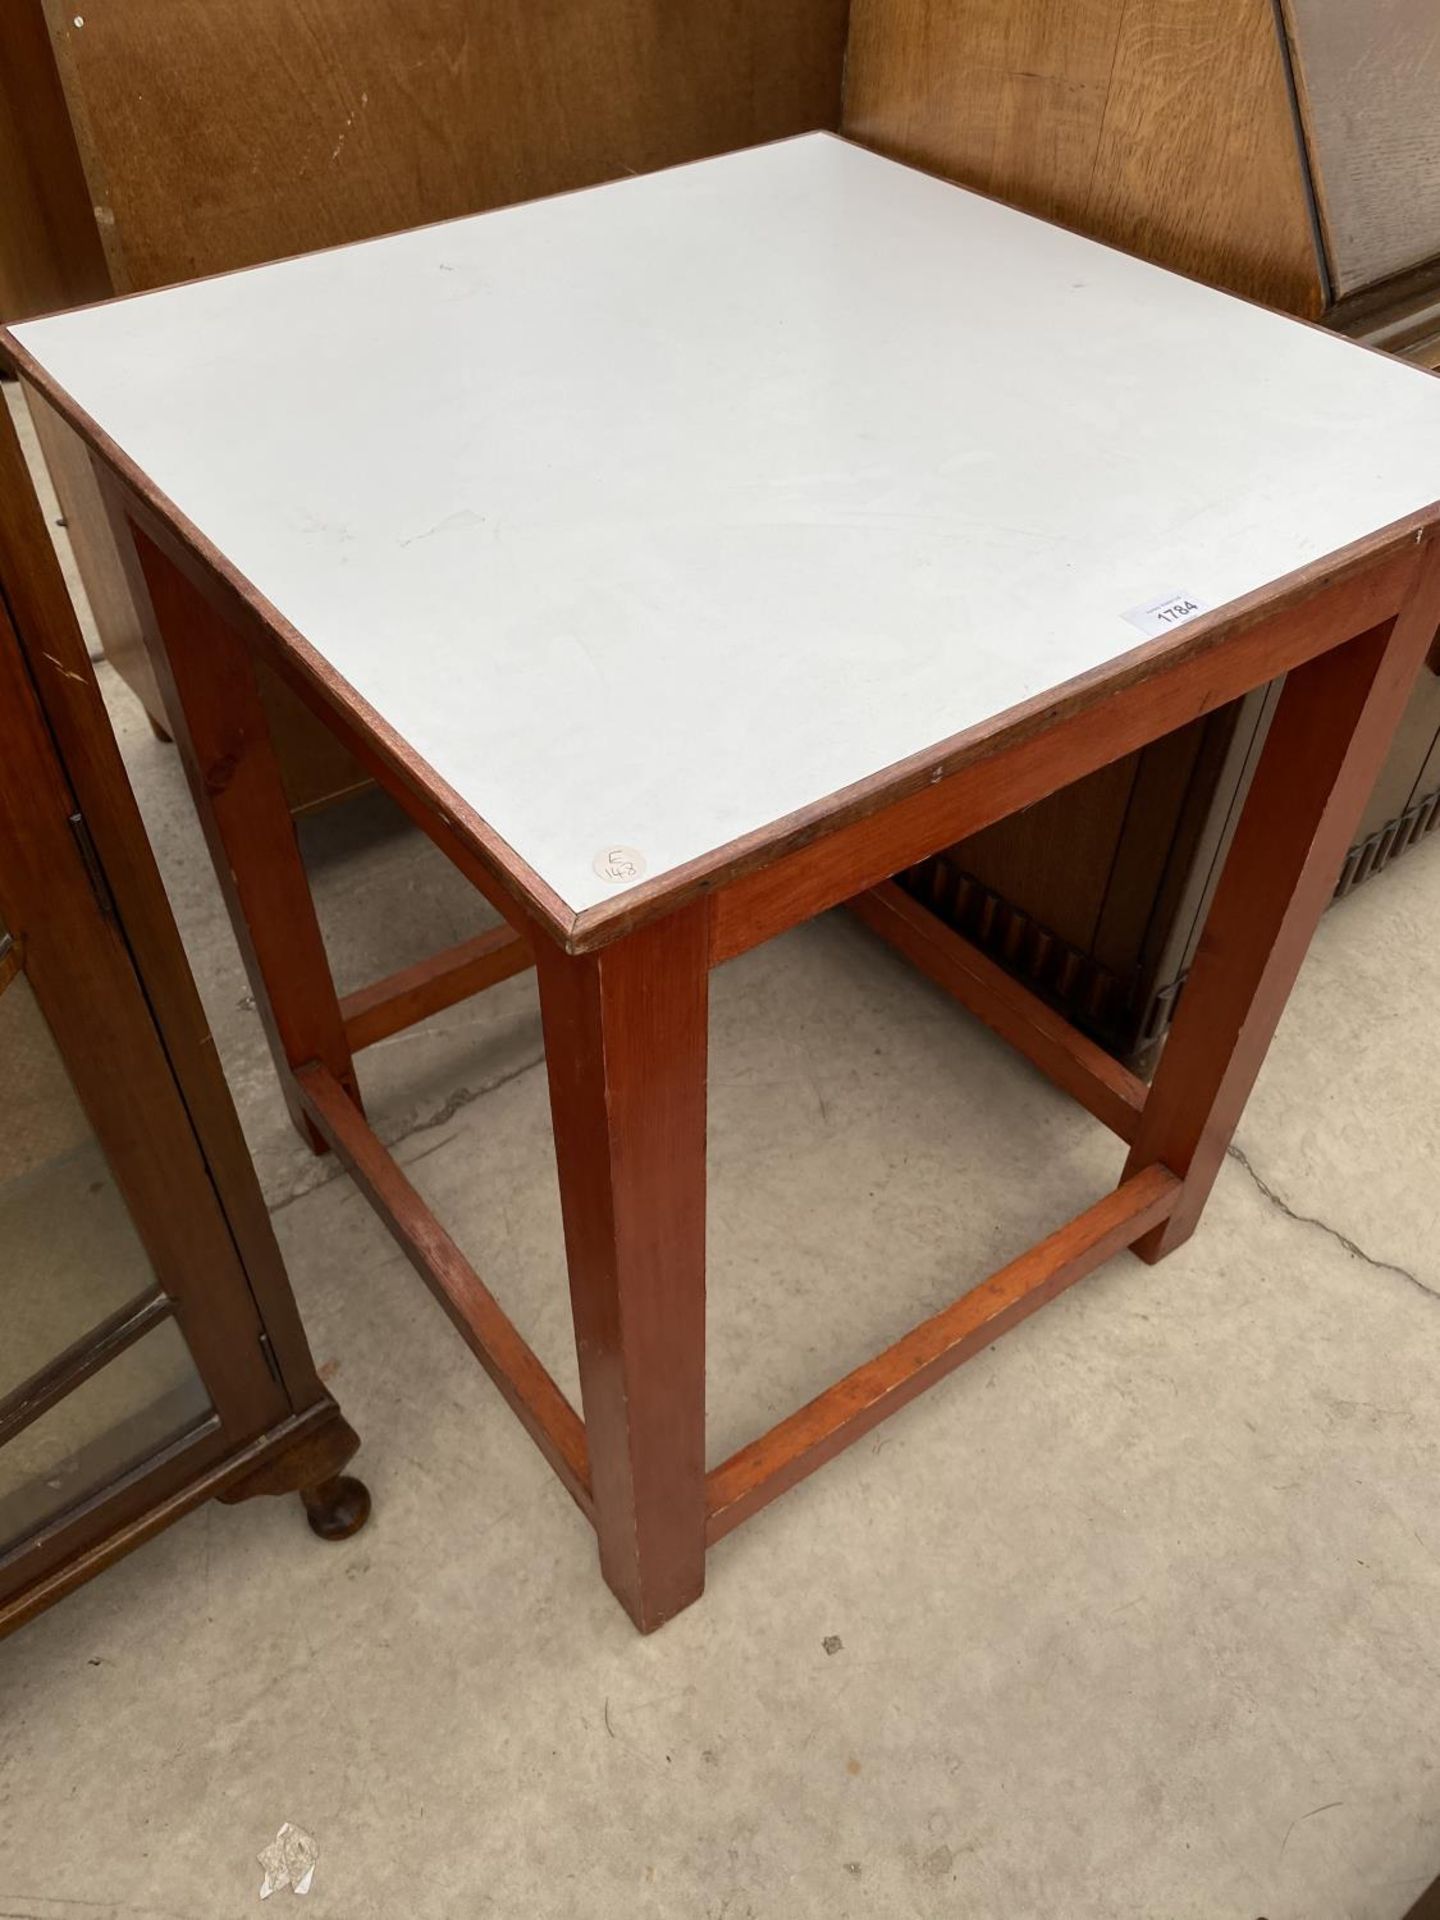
1404,1868,1440,1919
11,136,1439,1631
903,654,1440,1070
0,396,368,1639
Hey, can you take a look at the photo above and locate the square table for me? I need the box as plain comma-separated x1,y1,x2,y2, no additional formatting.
9,133,1440,1632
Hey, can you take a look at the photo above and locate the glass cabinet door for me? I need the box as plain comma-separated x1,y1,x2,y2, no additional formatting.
0,907,213,1549
0,586,288,1594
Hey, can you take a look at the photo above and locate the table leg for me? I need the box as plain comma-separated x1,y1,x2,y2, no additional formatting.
536,903,709,1632
1125,539,1440,1260
124,524,360,1152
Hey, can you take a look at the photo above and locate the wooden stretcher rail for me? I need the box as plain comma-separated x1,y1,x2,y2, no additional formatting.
704,1164,1181,1543
295,1063,593,1521
339,925,534,1053
847,881,1148,1142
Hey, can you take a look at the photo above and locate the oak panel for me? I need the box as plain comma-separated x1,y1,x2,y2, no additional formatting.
42,0,849,292
843,0,1324,313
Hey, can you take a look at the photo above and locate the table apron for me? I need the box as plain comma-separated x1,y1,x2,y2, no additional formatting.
708,555,1419,964
102,474,1420,965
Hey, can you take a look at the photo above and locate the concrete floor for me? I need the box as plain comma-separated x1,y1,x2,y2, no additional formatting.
3,650,1440,1918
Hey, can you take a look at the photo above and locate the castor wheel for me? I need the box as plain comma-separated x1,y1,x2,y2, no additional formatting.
300,1474,372,1541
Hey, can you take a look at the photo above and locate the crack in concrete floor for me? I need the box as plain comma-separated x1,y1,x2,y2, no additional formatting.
1227,1142,1439,1304
269,1051,1440,1331
269,1047,547,1212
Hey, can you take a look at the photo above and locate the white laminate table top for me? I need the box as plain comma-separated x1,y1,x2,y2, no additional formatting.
12,134,1440,918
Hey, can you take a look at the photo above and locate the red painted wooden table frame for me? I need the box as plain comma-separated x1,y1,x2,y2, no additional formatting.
16,357,1440,1628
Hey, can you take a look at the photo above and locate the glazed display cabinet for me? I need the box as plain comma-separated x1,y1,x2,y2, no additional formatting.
0,395,368,1637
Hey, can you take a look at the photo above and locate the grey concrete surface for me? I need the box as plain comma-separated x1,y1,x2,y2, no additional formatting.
2,662,1439,1920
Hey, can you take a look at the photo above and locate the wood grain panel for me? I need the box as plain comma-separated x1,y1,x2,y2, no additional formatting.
843,0,1125,229
842,0,1324,313
1086,0,1322,314
947,751,1138,954
1349,668,1440,843
42,0,849,292
0,3,107,321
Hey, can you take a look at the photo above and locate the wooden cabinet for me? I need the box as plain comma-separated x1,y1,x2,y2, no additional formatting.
0,397,367,1636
